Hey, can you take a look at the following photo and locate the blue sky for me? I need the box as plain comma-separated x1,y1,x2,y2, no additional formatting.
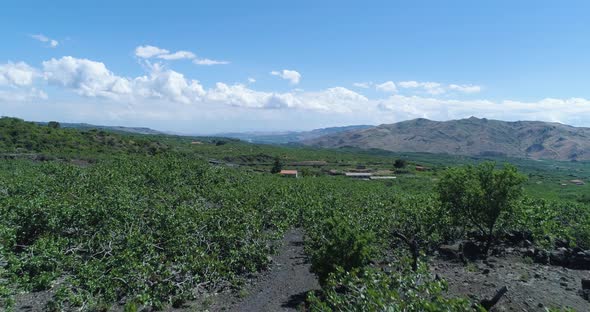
1,0,590,133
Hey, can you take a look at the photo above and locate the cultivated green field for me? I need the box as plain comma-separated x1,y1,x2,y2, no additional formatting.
1,118,589,311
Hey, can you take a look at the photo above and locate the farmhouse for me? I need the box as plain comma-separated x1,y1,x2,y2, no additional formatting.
570,179,585,185
279,170,299,178
415,166,428,171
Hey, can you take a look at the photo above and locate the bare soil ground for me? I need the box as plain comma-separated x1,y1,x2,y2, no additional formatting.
432,254,590,311
204,228,319,312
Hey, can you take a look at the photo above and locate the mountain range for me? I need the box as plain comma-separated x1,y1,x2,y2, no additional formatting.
215,125,373,144
303,117,590,161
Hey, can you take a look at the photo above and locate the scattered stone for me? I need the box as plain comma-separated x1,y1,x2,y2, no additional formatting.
482,268,491,275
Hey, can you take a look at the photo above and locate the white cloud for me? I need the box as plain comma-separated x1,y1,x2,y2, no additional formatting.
375,81,397,93
353,82,372,88
398,81,444,95
193,58,229,65
135,45,227,64
157,51,196,60
270,69,301,85
42,56,209,104
0,62,38,87
0,62,45,101
398,80,481,95
248,77,256,83
5,55,590,132
135,45,170,58
133,64,205,104
449,84,482,93
42,56,132,99
30,34,59,48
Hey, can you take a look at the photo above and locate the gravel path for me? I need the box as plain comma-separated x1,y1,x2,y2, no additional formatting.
212,228,319,311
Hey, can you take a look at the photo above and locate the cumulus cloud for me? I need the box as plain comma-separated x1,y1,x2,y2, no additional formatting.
270,69,301,85
375,81,397,93
41,56,210,104
42,56,132,98
134,45,228,64
0,62,38,87
0,62,45,101
247,77,256,83
4,55,590,132
30,34,59,48
36,56,365,112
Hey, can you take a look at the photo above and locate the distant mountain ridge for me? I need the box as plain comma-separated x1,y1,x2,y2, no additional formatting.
304,117,590,161
216,125,373,144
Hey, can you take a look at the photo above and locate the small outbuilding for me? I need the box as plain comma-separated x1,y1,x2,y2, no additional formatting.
415,166,428,172
570,179,585,185
370,176,396,180
345,172,373,180
279,170,299,178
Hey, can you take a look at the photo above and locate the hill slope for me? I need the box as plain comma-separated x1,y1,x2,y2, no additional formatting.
304,117,590,161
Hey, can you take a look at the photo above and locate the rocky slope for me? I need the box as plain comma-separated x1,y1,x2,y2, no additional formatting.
304,117,590,161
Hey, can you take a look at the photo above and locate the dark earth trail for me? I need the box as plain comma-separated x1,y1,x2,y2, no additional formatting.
211,228,319,312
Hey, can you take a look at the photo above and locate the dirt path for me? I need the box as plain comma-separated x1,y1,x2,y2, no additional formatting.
210,228,319,312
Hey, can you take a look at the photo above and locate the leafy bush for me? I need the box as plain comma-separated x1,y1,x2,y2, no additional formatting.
307,215,375,285
307,265,475,311
437,162,526,253
270,156,283,174
394,158,407,169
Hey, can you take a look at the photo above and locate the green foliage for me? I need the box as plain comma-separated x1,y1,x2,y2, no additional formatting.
394,158,407,169
0,117,169,158
0,156,298,309
437,162,526,252
0,119,589,310
307,215,375,285
270,156,283,174
47,121,61,129
307,265,476,311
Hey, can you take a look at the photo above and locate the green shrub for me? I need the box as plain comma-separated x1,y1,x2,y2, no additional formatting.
437,162,526,253
307,216,375,285
307,265,475,311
